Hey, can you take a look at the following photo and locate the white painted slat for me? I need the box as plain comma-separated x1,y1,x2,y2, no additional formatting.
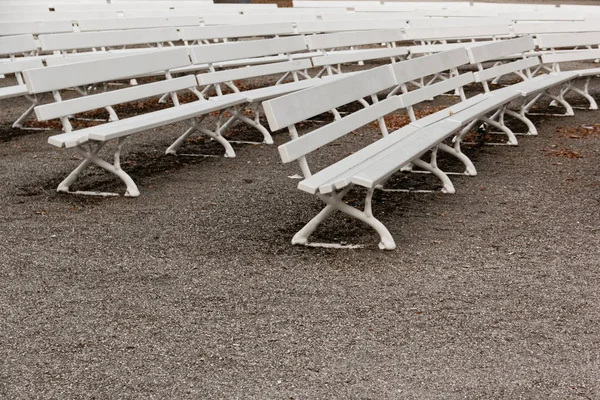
263,65,396,131
296,19,407,34
473,58,539,82
392,48,469,84
0,34,37,56
311,47,408,67
24,48,191,94
398,73,474,108
279,96,402,163
38,28,180,52
0,11,119,22
351,120,461,188
179,23,294,41
196,59,312,86
306,29,404,50
404,24,510,40
0,21,73,36
467,36,534,63
408,41,483,56
513,22,600,35
35,75,198,121
78,16,198,32
296,124,421,194
0,58,44,75
202,14,318,26
541,49,600,64
189,36,307,65
537,32,600,49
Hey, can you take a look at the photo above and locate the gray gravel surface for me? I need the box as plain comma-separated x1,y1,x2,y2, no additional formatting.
0,60,599,399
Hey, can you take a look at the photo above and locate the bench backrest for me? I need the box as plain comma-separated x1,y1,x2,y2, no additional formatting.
305,29,404,51
404,24,511,40
536,32,600,49
38,27,180,52
513,22,600,35
0,20,74,36
0,34,38,57
202,13,319,26
264,65,397,133
296,19,408,34
77,16,198,32
179,23,295,42
23,47,191,94
188,36,307,65
0,11,120,22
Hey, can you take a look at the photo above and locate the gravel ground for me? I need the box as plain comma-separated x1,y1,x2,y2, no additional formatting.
0,55,599,399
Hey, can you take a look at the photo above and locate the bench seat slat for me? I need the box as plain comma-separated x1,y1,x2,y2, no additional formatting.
179,23,295,41
467,35,534,64
392,48,470,84
351,120,462,188
34,75,198,121
241,78,322,103
541,49,600,64
48,95,246,149
305,29,404,50
0,34,37,56
0,58,44,75
297,123,420,194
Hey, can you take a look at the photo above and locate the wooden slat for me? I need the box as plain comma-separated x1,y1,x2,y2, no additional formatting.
34,75,198,121
189,36,307,65
474,58,539,82
263,65,397,131
306,29,404,50
0,58,44,75
196,59,312,86
179,23,295,41
0,20,73,36
392,48,469,84
279,96,402,163
398,73,474,108
467,35,534,63
24,48,191,94
0,34,37,56
38,28,180,51
311,47,408,67
541,49,600,64
537,31,600,49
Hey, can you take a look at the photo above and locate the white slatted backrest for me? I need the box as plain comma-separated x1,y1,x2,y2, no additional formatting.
196,59,312,86
296,20,407,34
0,11,120,22
473,57,539,82
179,23,295,41
467,35,534,64
0,58,44,75
513,22,600,35
311,46,409,67
502,12,585,22
0,20,74,36
397,73,474,108
263,65,397,131
38,28,180,51
34,75,198,121
541,49,600,64
202,14,318,25
306,29,404,50
537,32,600,49
392,48,469,84
24,48,191,94
320,12,420,21
404,24,510,40
409,17,511,28
78,16,198,32
189,36,307,65
0,34,37,56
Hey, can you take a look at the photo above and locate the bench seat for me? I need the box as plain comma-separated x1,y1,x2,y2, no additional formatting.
48,95,246,149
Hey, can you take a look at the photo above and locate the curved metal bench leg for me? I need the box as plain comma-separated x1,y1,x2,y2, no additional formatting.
480,116,518,145
166,115,235,158
437,142,477,176
221,104,274,145
57,138,140,197
411,150,455,194
292,186,396,250
503,109,538,136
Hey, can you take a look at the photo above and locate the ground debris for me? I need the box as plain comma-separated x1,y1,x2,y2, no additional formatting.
542,148,584,159
556,124,600,138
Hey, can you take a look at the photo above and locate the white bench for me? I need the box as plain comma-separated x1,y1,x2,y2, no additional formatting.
23,48,245,197
261,49,491,250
